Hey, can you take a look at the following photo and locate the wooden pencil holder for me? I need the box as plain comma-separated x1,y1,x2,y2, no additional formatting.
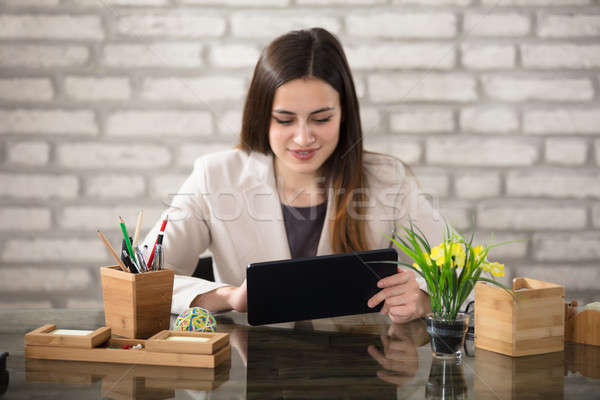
101,265,174,339
474,277,565,357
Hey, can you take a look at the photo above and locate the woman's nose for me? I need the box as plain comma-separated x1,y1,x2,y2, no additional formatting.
293,123,315,146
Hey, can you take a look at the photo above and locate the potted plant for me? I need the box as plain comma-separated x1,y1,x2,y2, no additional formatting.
388,223,512,359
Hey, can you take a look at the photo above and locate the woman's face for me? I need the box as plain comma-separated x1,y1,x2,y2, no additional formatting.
269,77,341,179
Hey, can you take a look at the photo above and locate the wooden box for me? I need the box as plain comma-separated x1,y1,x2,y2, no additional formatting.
146,330,229,355
475,277,565,357
564,301,600,347
101,265,174,339
25,325,111,348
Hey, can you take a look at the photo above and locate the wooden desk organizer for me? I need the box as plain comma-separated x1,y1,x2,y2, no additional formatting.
25,326,230,369
25,325,111,348
564,301,600,347
475,277,565,357
101,265,174,339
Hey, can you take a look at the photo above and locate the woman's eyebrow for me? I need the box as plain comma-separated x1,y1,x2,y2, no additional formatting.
272,106,335,115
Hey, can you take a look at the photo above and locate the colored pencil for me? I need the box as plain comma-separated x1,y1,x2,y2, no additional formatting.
119,216,136,263
97,230,128,272
132,210,144,248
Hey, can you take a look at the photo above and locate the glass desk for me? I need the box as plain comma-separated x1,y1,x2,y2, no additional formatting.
1,309,598,399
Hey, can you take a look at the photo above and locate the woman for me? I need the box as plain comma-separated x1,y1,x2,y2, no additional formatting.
142,28,444,323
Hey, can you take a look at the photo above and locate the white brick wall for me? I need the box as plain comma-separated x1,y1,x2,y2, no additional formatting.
1,0,599,308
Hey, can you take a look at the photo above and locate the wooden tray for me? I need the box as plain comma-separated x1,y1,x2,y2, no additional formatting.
25,326,230,369
146,330,229,355
25,325,111,348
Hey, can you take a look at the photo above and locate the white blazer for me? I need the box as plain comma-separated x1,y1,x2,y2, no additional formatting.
142,149,445,315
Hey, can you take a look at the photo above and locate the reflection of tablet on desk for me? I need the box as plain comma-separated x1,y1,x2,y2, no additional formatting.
247,248,398,326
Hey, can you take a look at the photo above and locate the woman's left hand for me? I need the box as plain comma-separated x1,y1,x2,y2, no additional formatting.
367,267,431,323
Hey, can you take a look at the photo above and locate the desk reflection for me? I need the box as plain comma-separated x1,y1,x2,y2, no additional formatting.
426,358,467,400
25,358,230,400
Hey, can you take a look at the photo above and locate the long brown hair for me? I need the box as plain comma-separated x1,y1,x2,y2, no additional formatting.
239,28,369,253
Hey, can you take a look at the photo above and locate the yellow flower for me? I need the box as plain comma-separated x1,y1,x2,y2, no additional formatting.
429,243,465,268
430,244,446,267
480,261,491,273
472,245,485,261
450,243,466,268
489,262,505,277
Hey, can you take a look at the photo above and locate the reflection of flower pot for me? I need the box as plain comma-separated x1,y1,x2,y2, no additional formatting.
425,313,469,359
425,358,467,400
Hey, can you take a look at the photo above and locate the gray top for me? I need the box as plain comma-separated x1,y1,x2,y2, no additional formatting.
281,201,328,259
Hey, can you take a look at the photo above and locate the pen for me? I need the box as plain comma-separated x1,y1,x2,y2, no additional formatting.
134,245,147,272
132,210,143,248
147,215,168,270
122,249,139,273
119,216,136,263
97,230,128,272
154,243,163,271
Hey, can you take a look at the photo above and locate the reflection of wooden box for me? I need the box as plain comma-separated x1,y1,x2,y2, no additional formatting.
474,348,564,400
101,265,174,339
475,277,565,357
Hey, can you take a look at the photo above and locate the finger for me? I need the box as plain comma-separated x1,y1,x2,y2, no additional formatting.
367,345,387,366
383,292,420,307
368,285,411,308
377,270,411,289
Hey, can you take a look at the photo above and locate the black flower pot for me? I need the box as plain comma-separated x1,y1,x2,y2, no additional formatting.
425,313,469,359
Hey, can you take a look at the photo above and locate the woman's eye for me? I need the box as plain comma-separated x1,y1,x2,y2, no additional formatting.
273,117,293,125
314,117,332,124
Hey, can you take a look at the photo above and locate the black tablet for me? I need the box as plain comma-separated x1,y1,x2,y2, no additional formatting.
247,248,398,326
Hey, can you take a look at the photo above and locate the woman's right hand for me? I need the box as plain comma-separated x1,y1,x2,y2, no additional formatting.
227,279,247,312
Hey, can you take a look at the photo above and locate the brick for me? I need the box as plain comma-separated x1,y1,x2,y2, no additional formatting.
545,139,587,165
182,0,289,5
0,78,53,102
464,13,529,37
106,111,212,137
57,143,170,169
6,141,50,166
0,109,97,135
346,43,455,70
0,300,52,309
346,13,455,38
65,298,103,309
0,15,103,40
150,174,189,199
64,77,131,101
231,12,340,38
0,174,78,199
178,143,234,168
209,43,260,68
478,202,586,230
0,208,51,231
69,0,168,5
596,140,600,166
538,14,600,38
461,44,516,70
506,171,600,199
482,0,590,5
363,137,421,165
593,203,600,228
218,110,243,137
521,45,600,69
360,108,381,134
0,45,89,68
533,233,600,261
369,74,476,102
393,0,471,4
140,77,246,103
103,43,203,68
455,172,501,199
484,233,528,260
390,109,454,134
116,13,226,38
0,0,60,6
524,109,600,135
413,169,450,197
512,265,599,292
460,106,518,134
482,76,593,102
440,203,472,231
61,206,163,230
85,175,145,199
426,138,538,166
0,267,92,291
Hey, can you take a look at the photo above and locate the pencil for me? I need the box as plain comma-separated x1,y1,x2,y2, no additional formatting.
97,230,128,272
132,210,144,248
119,216,136,263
